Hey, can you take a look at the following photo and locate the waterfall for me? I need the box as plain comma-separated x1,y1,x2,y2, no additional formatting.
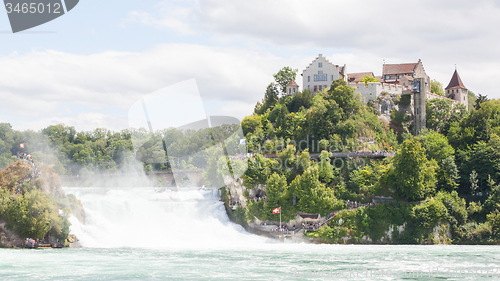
65,187,268,249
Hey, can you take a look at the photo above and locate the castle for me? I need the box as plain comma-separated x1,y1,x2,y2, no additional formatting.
290,54,469,134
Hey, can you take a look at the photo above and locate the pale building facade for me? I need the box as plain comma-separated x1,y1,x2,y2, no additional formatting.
302,54,346,92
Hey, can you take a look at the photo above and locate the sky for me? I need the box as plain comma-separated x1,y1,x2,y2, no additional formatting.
1,0,500,132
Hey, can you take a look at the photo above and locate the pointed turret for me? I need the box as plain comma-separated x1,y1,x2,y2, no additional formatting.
445,69,467,90
445,69,469,110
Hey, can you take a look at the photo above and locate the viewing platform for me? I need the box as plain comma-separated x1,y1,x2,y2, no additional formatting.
263,151,395,159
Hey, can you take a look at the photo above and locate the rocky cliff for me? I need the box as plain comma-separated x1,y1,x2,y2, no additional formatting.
0,221,23,248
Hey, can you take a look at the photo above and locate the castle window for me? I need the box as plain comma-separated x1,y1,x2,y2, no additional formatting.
308,76,310,82
315,71,327,81
318,62,323,68
331,75,334,80
314,86,317,92
319,85,322,91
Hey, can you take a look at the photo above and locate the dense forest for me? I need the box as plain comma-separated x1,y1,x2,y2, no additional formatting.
0,122,243,179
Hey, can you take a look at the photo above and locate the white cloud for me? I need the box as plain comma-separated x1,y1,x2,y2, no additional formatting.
125,11,195,35
126,0,500,96
0,44,303,131
13,112,129,132
124,0,198,34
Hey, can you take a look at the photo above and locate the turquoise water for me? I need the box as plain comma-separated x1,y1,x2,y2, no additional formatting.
2,245,500,280
1,188,499,280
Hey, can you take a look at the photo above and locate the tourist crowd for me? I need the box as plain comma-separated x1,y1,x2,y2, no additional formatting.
354,150,390,155
346,200,375,209
250,195,267,203
24,238,38,248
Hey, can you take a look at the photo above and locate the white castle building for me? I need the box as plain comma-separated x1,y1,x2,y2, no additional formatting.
301,54,346,93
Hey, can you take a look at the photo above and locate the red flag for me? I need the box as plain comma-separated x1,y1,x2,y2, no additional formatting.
272,207,280,214
19,143,25,149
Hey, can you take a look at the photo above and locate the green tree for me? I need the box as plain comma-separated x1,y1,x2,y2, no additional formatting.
306,95,342,140
241,115,262,137
417,131,455,164
426,98,467,134
273,66,298,94
469,170,479,196
255,83,280,115
388,139,437,201
361,75,379,86
265,173,290,220
475,94,489,110
456,135,500,194
326,81,361,119
294,166,341,215
268,103,289,136
430,79,445,96
0,123,16,169
296,149,311,174
286,90,313,113
318,150,334,183
390,108,412,136
483,178,500,216
447,100,500,150
436,156,460,192
468,90,476,111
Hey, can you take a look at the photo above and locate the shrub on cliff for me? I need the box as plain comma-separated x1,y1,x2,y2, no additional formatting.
0,160,71,241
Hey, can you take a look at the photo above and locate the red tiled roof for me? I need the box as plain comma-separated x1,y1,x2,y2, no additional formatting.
382,63,418,75
287,80,298,86
347,72,375,83
445,69,467,90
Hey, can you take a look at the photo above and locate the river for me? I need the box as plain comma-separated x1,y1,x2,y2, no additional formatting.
1,187,499,280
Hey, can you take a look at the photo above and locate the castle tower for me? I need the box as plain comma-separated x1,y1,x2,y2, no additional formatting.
286,80,299,95
445,69,468,110
412,59,430,134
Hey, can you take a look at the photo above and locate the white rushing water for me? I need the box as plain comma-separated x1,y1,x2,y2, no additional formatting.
65,187,270,249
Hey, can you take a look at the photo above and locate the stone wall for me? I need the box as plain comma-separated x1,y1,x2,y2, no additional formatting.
350,82,403,103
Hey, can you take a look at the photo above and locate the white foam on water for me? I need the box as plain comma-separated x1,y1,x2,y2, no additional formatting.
65,187,271,250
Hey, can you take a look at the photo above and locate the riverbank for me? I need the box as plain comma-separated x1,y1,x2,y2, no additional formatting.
221,176,500,246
